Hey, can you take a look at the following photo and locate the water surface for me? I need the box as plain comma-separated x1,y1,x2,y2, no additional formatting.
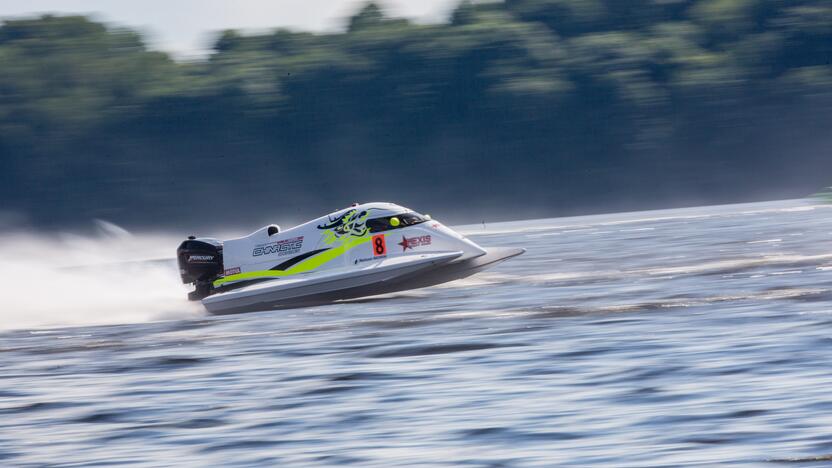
3,199,832,466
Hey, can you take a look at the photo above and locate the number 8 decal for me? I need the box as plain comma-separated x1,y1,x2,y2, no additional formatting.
372,234,387,257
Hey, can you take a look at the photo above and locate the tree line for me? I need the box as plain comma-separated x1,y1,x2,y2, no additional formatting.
1,0,831,228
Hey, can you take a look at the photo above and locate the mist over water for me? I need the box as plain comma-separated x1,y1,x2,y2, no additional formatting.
0,221,202,330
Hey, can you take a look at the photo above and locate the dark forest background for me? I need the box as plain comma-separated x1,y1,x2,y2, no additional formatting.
1,0,831,228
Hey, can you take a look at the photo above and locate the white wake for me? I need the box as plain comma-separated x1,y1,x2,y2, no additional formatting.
0,222,203,331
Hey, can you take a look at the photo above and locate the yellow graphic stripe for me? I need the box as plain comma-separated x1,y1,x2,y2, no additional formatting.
213,235,374,287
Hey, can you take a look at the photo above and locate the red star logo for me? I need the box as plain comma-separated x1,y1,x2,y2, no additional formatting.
398,236,412,251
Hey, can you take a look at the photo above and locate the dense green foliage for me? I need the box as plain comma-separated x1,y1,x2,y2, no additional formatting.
2,1,831,227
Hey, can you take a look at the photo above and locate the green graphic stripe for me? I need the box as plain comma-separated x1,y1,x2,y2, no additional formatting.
213,235,374,287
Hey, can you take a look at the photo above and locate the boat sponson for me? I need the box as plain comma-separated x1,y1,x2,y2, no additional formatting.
203,251,463,314
203,247,524,314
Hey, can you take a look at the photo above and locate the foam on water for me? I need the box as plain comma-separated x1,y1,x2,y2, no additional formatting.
0,222,202,330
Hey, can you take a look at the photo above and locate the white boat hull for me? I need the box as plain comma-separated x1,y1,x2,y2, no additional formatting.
202,247,523,314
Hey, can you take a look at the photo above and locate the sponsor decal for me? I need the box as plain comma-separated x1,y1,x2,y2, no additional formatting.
372,234,387,257
398,235,431,251
188,255,214,263
317,209,371,244
253,236,304,257
354,256,383,264
224,267,241,276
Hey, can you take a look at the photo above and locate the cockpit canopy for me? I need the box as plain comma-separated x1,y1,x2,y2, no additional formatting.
366,212,430,233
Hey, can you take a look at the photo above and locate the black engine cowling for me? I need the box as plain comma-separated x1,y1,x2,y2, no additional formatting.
176,237,223,300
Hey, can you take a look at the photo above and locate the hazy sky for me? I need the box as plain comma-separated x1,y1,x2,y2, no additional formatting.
0,0,458,56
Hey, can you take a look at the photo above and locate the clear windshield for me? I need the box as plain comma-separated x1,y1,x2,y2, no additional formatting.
367,212,429,233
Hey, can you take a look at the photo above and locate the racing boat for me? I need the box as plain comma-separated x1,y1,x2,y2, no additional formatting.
176,202,524,314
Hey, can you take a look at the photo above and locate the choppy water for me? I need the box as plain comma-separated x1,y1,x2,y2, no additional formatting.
4,199,832,467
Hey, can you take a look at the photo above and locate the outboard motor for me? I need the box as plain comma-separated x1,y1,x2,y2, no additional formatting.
177,237,223,300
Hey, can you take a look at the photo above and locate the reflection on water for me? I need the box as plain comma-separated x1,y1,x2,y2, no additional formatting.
3,199,832,466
